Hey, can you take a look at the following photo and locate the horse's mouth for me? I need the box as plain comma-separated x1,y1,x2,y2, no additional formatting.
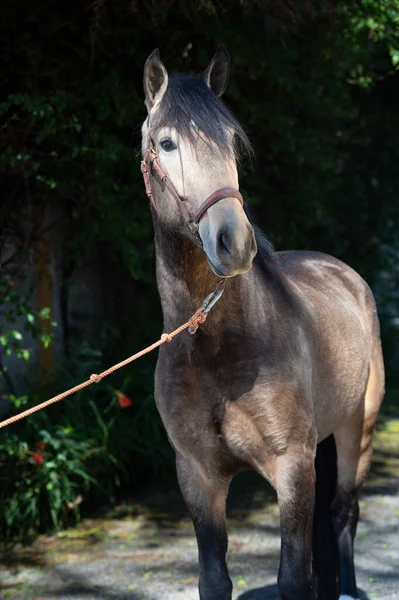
207,258,231,278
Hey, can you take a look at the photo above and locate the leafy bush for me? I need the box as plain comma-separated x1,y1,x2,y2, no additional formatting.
0,279,56,391
0,428,104,542
0,335,174,545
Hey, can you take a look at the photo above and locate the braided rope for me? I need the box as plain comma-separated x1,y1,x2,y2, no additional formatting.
0,307,209,430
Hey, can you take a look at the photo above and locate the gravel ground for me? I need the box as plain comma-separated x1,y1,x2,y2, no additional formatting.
1,421,398,600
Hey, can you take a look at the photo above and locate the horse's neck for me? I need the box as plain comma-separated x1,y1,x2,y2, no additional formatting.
153,221,248,331
152,220,290,342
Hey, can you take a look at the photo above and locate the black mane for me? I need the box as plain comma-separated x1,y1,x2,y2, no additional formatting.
253,224,275,263
152,74,252,159
244,204,276,265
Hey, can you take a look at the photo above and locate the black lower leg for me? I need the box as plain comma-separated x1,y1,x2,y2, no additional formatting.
332,490,359,598
276,453,316,600
196,519,232,600
278,519,315,600
313,435,339,600
176,454,232,600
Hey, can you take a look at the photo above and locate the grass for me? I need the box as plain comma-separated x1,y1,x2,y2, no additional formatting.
375,388,399,456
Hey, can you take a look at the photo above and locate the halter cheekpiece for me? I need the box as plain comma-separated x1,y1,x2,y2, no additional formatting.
141,145,243,245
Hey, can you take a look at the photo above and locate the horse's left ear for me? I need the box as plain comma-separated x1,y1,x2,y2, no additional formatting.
144,49,169,110
202,45,230,97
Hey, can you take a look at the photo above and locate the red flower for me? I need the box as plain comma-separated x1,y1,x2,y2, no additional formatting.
33,452,44,465
115,390,132,409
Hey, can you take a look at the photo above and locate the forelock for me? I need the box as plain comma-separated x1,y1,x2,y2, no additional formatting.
147,74,252,160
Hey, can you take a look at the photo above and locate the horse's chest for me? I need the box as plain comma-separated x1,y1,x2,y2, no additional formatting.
155,355,243,455
154,354,306,473
155,363,225,430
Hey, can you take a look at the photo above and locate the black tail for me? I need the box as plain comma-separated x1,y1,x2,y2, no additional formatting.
313,434,339,599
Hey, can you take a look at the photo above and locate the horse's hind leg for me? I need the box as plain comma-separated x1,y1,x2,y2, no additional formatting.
332,348,384,600
176,452,233,600
313,435,339,600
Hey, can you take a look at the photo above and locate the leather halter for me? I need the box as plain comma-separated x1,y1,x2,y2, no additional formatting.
141,146,243,245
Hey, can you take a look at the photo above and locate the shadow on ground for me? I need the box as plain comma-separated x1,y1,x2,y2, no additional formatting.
236,585,371,599
0,564,156,600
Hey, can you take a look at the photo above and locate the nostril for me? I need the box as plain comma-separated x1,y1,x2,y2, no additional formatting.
218,232,231,258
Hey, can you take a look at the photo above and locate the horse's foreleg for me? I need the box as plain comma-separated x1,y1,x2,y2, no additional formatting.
176,452,232,600
275,448,316,600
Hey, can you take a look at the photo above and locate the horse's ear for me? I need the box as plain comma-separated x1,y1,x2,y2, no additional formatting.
202,45,230,97
144,49,168,110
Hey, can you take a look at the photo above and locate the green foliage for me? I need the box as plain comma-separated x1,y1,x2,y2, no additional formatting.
348,0,399,66
0,277,170,545
0,294,55,358
0,428,102,542
0,338,173,545
51,340,173,487
0,279,56,394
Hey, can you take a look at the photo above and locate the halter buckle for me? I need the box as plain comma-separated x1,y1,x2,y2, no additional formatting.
202,281,225,314
188,281,225,334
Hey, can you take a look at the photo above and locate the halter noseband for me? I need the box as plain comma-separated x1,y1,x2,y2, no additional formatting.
141,145,243,245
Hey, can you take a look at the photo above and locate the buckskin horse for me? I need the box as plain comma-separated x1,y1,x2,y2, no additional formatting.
140,46,385,600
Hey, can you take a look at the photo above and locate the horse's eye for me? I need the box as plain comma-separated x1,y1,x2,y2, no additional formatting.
160,138,176,152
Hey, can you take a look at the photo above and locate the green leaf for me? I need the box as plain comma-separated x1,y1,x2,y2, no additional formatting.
39,307,51,319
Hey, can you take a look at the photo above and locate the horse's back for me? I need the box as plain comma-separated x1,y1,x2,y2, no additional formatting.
275,249,378,334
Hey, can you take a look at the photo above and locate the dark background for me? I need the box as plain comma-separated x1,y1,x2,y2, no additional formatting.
0,0,398,543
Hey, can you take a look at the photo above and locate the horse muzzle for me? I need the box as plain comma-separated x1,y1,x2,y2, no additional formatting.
199,198,257,277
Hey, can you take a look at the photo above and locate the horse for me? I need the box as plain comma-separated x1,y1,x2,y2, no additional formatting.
140,45,385,600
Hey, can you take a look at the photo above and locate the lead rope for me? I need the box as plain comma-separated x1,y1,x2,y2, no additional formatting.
0,282,225,430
